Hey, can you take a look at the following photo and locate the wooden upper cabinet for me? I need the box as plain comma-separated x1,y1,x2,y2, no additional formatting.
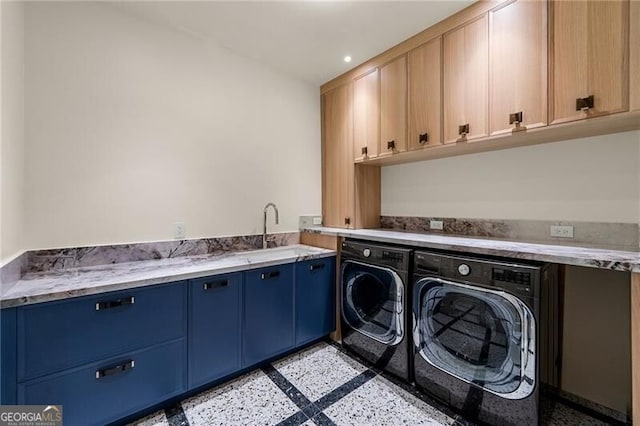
322,83,354,229
550,0,629,124
630,0,640,111
408,36,442,150
380,55,407,155
353,69,379,161
489,0,547,135
443,15,489,144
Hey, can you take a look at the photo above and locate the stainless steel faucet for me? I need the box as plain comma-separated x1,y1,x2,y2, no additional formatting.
263,202,279,249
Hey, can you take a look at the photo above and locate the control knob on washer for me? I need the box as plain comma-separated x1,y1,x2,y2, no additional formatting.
363,248,371,258
458,263,471,276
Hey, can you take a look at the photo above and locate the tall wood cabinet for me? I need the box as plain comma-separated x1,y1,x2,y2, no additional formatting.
322,83,354,228
380,56,408,155
408,36,442,149
489,0,547,135
550,0,629,123
353,70,379,161
443,15,489,144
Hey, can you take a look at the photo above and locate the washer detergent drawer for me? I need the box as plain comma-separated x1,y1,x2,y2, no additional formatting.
17,282,186,382
18,339,186,426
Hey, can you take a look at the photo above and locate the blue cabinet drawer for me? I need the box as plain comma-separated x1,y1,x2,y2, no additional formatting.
18,338,186,426
1,308,17,404
295,257,336,346
17,282,186,381
188,273,242,389
243,264,294,367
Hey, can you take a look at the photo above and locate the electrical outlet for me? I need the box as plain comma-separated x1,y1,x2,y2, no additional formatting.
312,216,322,225
174,222,186,239
430,220,444,230
550,225,574,238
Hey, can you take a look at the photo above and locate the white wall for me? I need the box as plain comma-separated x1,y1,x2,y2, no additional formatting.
1,1,25,263
382,131,640,223
23,2,320,250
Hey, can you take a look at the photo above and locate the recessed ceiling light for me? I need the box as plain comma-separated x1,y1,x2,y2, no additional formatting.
344,55,352,63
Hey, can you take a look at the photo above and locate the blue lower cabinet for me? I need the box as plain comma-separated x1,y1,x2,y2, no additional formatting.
17,282,186,382
18,338,186,426
1,308,17,404
295,257,336,346
188,273,242,389
243,264,294,367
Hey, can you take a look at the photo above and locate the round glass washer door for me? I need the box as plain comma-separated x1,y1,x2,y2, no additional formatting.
413,277,535,400
341,260,405,346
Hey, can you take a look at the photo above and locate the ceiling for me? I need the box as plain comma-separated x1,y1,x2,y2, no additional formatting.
110,1,474,86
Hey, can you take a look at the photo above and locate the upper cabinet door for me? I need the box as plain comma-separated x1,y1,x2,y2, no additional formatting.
443,15,489,144
354,69,380,161
408,37,442,149
550,0,629,124
629,0,639,111
322,84,354,228
489,0,547,135
380,55,407,155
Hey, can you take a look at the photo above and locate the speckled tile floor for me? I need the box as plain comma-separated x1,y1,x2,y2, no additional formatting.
128,341,625,426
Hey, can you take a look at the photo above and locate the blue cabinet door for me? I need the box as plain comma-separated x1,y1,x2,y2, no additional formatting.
295,257,336,346
17,282,186,381
18,339,186,426
188,273,242,389
243,264,294,367
1,308,16,404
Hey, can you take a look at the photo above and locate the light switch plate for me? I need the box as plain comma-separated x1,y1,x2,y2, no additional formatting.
430,220,444,230
550,225,574,238
174,222,186,239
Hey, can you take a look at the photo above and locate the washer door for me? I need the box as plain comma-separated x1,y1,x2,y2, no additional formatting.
341,260,404,346
413,277,535,399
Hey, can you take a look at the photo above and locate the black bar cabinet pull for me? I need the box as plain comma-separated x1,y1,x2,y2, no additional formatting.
458,124,470,136
261,271,280,280
96,360,135,379
387,140,396,150
575,95,594,111
95,296,135,311
419,133,429,144
203,280,229,290
309,263,325,271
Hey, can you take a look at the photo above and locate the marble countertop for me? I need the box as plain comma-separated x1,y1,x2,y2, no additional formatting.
0,244,336,308
303,227,640,272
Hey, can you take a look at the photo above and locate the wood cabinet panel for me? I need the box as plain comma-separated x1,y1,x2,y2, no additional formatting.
444,15,489,144
550,0,629,123
380,56,407,155
354,69,379,161
322,84,354,228
489,0,547,135
630,0,640,111
408,37,442,149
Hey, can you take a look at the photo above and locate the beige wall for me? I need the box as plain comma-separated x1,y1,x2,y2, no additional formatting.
562,266,631,415
1,1,25,263
382,131,640,223
23,2,321,250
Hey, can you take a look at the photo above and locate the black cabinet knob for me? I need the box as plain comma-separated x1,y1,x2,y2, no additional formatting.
458,124,470,136
361,146,368,156
387,140,396,150
509,111,523,125
344,217,351,226
419,133,429,144
576,95,594,111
